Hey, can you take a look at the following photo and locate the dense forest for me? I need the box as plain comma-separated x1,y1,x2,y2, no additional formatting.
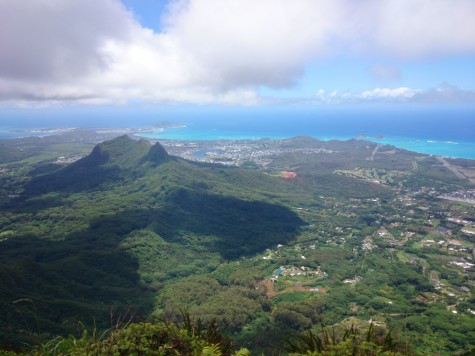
0,134,474,355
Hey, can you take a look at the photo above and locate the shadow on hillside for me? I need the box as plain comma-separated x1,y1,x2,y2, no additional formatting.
0,215,155,348
8,194,65,214
24,163,122,196
154,188,304,259
56,188,304,261
0,189,302,347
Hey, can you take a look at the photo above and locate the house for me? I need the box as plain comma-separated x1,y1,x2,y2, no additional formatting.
436,226,452,235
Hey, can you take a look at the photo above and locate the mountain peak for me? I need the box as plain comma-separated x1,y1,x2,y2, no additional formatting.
145,142,170,164
87,135,151,167
24,136,172,195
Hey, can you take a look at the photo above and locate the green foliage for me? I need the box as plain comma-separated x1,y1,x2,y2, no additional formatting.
0,137,305,348
274,299,326,331
161,277,266,332
18,312,244,356
36,320,230,355
282,323,409,355
1,135,475,354
0,318,413,356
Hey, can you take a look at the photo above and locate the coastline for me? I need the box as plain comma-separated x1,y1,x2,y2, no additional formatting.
137,129,475,160
1,124,475,160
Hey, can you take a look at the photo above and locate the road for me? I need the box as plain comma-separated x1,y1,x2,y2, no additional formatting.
436,157,466,179
369,144,382,161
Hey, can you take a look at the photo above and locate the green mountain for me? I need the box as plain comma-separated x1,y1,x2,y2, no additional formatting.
24,135,157,194
1,135,474,354
0,136,305,349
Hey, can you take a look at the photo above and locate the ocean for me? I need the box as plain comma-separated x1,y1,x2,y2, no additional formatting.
1,106,474,159
137,107,475,160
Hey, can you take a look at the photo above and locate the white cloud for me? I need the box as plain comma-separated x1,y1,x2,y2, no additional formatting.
372,0,475,57
163,0,345,89
0,0,474,105
360,87,419,100
0,0,134,81
314,84,475,104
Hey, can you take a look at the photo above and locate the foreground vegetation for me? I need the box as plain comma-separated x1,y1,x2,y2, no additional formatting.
1,134,474,354
1,314,411,355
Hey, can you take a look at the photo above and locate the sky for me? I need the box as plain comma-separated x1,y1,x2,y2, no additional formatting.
0,0,474,121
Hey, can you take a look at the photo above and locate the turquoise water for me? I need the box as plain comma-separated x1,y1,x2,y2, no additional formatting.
138,123,475,160
1,107,474,159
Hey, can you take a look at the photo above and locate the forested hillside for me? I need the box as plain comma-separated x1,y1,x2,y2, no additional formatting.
1,135,474,354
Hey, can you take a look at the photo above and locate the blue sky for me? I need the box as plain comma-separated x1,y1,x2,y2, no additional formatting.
0,0,474,120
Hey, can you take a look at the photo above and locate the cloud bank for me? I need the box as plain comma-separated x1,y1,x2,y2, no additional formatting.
0,0,474,105
314,84,475,105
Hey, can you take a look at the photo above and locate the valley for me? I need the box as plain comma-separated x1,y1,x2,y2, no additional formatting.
0,130,474,354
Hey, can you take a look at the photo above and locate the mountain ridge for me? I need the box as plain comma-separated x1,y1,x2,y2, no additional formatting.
24,135,172,194
1,134,474,353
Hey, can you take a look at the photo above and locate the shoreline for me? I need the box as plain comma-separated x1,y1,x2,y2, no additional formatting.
137,132,475,161
1,126,474,161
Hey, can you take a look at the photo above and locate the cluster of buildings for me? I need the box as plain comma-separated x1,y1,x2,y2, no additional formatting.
440,190,475,204
270,265,327,282
161,139,334,166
